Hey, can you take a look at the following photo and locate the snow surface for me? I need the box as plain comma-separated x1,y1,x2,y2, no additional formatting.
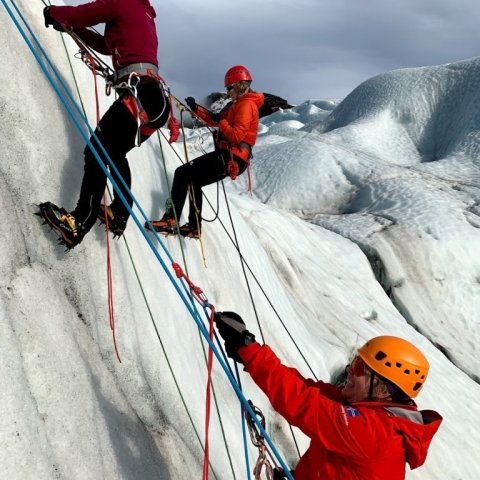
1,1,480,479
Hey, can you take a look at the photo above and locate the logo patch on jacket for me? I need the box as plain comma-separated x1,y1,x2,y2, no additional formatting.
340,405,361,425
346,406,360,417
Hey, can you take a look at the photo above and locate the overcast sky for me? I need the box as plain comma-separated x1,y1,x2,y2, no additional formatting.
153,0,480,105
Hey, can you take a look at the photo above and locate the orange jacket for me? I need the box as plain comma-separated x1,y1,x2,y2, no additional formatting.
195,92,264,161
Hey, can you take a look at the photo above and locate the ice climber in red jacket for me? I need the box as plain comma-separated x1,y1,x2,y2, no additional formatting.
215,311,443,480
147,65,264,239
40,0,170,248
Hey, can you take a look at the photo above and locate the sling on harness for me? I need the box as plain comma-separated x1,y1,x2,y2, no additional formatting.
113,73,154,145
216,138,253,182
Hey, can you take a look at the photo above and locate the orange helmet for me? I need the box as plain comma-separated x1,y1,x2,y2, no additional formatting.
224,65,252,87
357,336,429,398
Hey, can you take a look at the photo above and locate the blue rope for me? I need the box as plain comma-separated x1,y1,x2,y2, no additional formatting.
235,363,252,480
1,2,294,478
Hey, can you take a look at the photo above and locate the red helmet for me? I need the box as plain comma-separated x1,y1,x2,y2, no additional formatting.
224,65,252,87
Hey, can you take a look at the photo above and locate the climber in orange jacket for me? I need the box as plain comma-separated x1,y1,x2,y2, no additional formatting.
148,65,264,238
214,311,443,480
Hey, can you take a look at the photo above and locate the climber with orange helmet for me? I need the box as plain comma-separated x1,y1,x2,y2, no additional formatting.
214,311,443,480
148,65,264,239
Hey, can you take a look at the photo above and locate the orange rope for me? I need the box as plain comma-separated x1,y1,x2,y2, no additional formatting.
202,308,215,480
87,50,121,363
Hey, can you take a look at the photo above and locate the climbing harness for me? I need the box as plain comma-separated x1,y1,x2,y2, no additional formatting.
69,29,179,144
217,138,252,184
112,71,177,146
109,61,159,83
183,95,254,192
109,64,178,144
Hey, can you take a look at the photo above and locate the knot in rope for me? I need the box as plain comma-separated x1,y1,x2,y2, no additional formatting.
172,262,205,300
79,49,96,72
158,87,179,144
168,115,180,143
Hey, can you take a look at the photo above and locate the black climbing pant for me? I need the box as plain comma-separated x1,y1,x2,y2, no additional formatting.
73,77,170,233
169,149,247,230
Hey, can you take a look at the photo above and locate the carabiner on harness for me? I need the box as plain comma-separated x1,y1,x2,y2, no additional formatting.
245,401,279,480
115,73,148,146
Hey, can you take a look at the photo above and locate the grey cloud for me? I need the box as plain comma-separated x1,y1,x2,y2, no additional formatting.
69,0,480,104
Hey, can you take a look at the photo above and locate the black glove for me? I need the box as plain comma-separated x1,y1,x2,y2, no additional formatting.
209,111,221,123
185,97,198,112
43,7,63,31
214,311,255,363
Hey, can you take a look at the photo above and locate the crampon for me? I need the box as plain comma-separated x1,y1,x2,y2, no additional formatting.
35,202,84,250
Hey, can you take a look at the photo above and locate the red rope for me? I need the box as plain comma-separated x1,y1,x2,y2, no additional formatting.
89,52,101,124
172,262,215,477
172,262,205,301
167,93,180,143
88,52,121,363
104,200,121,363
202,307,215,480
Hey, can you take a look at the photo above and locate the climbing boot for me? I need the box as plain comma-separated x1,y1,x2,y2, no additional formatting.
179,223,200,239
98,204,128,238
146,214,178,234
37,202,85,249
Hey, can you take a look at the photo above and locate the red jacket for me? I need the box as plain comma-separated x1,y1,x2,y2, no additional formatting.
195,92,264,161
49,0,158,70
240,343,442,480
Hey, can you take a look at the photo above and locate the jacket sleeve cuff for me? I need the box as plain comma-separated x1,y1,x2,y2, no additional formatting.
238,342,261,365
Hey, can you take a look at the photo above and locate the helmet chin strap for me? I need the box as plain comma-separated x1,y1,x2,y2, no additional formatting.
368,371,375,400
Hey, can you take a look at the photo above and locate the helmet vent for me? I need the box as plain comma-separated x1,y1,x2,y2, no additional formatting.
385,361,391,367
404,369,410,375
375,351,387,360
415,369,420,374
396,362,402,368
413,382,423,391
